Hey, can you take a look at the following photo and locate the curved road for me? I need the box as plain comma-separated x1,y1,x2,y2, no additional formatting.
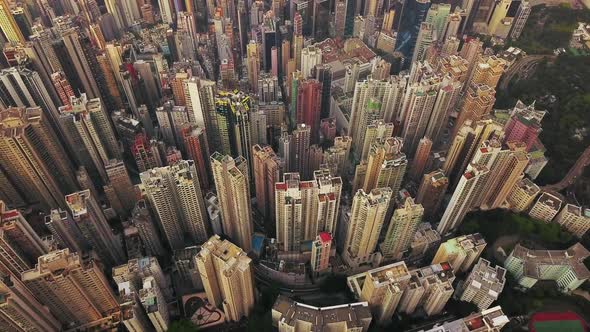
499,55,555,91
542,144,590,192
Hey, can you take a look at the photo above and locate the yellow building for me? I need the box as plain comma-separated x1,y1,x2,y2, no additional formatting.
195,235,255,322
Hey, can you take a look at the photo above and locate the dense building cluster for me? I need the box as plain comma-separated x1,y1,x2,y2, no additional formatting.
0,0,586,331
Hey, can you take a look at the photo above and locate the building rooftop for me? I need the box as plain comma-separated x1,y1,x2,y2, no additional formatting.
272,295,372,331
510,243,590,280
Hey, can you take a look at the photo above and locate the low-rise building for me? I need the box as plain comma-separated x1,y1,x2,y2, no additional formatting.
555,204,590,238
420,306,510,332
504,243,590,293
272,295,372,332
529,191,563,222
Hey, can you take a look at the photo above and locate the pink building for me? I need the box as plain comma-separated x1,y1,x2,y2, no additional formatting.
503,101,546,151
311,232,332,273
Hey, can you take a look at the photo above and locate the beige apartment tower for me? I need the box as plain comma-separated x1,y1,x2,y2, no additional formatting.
432,233,487,273
344,188,392,265
21,249,120,327
210,153,253,252
195,235,255,322
0,107,77,209
140,160,209,249
380,197,424,261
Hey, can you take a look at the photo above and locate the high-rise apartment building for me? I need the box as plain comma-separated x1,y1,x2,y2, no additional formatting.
343,188,392,267
556,204,590,238
0,202,48,276
301,46,322,78
292,123,312,178
311,232,333,273
59,94,120,183
503,100,546,151
139,276,169,331
479,141,530,210
453,84,496,138
22,249,120,327
437,163,489,235
354,137,407,195
361,120,395,161
416,170,449,219
45,208,88,255
528,191,563,222
432,233,487,273
131,200,166,257
380,197,424,261
252,145,284,221
421,306,510,331
296,79,322,143
210,153,253,252
347,261,411,324
181,125,211,189
467,55,507,89
65,190,125,266
409,137,433,180
195,235,255,322
0,0,25,43
104,159,136,217
398,262,455,316
140,160,209,249
350,76,398,155
507,177,540,212
454,258,506,310
412,23,436,64
0,107,77,209
0,273,61,331
275,169,342,251
323,136,352,176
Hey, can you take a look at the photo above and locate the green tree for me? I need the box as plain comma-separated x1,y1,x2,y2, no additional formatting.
168,320,200,332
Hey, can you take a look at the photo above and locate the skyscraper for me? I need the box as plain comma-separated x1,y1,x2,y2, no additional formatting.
432,233,487,273
210,153,253,252
0,202,48,277
104,159,137,217
195,235,255,322
293,123,312,178
301,46,322,78
131,200,166,257
45,208,88,255
275,169,342,251
0,107,77,209
252,145,284,221
182,125,211,190
380,197,424,261
65,190,125,266
395,0,431,59
343,188,392,266
59,94,121,183
437,163,489,235
409,137,432,180
0,274,61,332
140,160,209,249
350,76,397,155
22,249,120,327
416,170,449,219
0,0,25,43
296,79,322,143
311,232,333,273
354,137,407,195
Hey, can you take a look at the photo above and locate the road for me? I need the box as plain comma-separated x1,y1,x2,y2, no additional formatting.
542,144,590,192
498,55,555,91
